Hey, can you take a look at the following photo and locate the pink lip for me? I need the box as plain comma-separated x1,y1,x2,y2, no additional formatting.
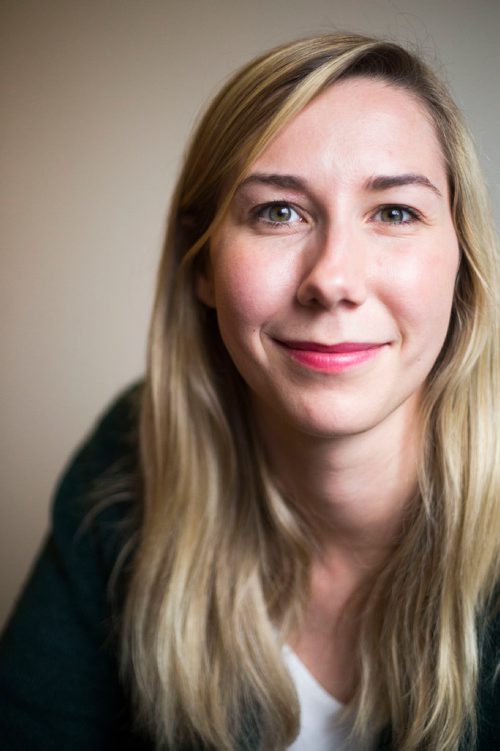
275,340,387,372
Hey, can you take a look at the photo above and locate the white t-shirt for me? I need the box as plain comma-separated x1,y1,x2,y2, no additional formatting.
283,646,373,750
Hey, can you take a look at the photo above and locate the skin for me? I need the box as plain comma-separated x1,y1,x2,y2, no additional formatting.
197,77,460,701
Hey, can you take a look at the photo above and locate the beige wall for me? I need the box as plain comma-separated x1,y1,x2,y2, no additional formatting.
1,0,499,628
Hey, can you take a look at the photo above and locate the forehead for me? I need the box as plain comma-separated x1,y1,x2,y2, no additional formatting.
245,77,448,193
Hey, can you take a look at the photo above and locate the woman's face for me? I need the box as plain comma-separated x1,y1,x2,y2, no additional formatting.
197,77,460,440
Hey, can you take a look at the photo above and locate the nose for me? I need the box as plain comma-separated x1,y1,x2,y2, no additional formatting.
296,225,369,309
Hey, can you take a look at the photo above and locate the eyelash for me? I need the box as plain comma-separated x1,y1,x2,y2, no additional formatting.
372,205,421,225
251,201,422,228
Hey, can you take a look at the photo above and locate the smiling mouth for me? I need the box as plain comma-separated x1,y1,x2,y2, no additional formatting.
274,339,387,372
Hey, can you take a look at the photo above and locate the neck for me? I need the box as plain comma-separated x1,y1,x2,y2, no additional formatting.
255,401,422,699
256,402,420,567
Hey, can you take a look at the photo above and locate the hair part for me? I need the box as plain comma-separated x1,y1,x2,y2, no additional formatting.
121,33,499,750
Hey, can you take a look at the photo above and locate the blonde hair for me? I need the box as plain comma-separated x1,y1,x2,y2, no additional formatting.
121,34,500,750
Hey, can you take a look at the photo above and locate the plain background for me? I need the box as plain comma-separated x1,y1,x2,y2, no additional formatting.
1,0,499,629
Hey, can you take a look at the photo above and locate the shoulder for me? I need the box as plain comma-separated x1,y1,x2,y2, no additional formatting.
52,382,143,580
475,604,500,748
0,384,149,749
55,381,142,505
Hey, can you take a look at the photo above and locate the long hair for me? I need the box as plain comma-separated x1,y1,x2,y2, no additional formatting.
121,34,499,750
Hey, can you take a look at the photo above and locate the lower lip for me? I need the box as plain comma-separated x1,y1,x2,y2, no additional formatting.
277,343,386,373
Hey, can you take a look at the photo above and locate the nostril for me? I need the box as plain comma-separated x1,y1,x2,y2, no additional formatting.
296,266,368,310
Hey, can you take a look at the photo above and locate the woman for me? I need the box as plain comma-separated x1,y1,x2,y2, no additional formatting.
1,33,498,750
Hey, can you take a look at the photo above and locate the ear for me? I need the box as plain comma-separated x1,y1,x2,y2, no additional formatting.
195,253,216,308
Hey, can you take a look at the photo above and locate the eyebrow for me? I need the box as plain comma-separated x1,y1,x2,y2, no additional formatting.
236,171,443,198
365,173,443,198
237,173,307,193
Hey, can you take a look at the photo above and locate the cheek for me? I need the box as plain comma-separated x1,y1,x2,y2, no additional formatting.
213,250,294,328
389,235,459,346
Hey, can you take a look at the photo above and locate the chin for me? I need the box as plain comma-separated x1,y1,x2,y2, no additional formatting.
268,400,382,440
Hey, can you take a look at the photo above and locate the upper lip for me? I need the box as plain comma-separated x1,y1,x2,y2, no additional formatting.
274,340,386,353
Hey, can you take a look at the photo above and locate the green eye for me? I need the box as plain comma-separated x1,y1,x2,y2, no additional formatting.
269,205,292,222
378,206,414,223
260,203,301,224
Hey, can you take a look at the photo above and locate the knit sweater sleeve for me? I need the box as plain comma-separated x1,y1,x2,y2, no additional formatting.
0,386,151,750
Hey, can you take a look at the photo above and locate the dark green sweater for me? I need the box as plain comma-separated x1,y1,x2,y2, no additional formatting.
1,389,498,749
